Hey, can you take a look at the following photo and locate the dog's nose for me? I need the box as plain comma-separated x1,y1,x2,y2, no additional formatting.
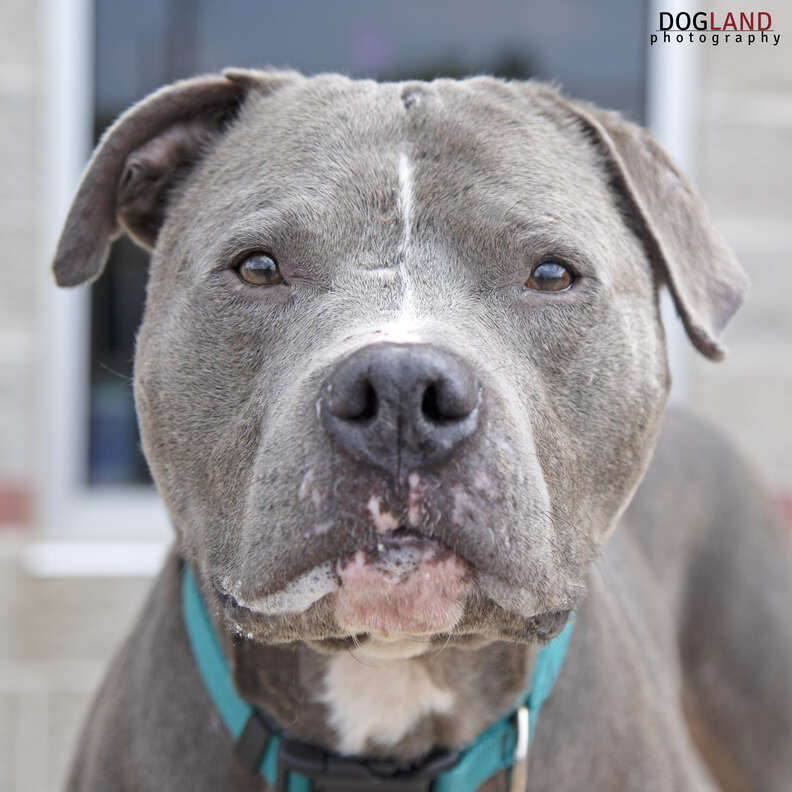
321,343,481,473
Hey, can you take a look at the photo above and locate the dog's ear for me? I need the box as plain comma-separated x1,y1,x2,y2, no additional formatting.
560,100,749,360
52,68,297,287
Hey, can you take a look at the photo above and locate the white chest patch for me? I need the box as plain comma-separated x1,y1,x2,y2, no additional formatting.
319,652,455,755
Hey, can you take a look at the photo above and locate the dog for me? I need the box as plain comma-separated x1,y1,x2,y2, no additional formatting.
52,69,792,791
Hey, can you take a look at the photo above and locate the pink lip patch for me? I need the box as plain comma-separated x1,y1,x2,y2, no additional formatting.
334,541,471,635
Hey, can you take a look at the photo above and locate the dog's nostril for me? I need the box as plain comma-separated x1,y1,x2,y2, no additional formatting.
421,381,476,424
329,379,378,421
358,382,378,421
421,383,446,423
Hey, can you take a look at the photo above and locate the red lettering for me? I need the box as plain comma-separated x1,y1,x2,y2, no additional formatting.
758,11,772,30
710,11,722,30
723,11,737,30
739,12,754,30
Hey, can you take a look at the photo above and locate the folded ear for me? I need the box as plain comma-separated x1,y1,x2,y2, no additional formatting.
52,68,297,287
561,100,749,361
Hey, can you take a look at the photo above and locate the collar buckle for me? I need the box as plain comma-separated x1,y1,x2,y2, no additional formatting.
276,737,459,791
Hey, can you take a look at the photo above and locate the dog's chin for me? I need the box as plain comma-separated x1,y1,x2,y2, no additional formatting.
306,631,496,659
212,534,574,652
217,599,573,657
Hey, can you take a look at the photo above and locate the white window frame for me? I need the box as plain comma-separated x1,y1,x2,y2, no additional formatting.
30,0,695,574
647,0,699,402
32,0,170,576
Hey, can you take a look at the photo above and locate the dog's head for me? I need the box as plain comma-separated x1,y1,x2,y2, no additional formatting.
53,70,746,656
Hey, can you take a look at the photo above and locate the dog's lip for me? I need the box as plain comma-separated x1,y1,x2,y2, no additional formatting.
212,528,461,615
337,528,458,576
524,607,573,641
210,534,576,646
211,528,577,637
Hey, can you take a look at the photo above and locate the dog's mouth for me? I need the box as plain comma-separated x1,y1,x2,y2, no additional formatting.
215,529,472,638
213,526,575,652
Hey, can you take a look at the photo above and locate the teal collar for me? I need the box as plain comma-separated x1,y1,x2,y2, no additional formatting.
182,564,573,792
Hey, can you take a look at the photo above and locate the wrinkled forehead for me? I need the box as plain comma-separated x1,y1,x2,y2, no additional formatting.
186,76,619,270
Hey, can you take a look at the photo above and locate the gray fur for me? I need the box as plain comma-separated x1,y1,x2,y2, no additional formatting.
53,70,791,790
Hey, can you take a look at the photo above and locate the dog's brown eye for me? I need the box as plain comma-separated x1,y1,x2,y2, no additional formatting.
524,261,573,292
237,253,283,286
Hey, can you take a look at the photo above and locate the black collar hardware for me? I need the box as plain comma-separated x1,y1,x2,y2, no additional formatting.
276,736,460,792
234,705,460,791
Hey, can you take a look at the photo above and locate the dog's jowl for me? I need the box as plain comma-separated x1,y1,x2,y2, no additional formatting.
53,70,792,791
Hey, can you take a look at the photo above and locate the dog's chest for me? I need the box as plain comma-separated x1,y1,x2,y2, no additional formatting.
318,652,455,755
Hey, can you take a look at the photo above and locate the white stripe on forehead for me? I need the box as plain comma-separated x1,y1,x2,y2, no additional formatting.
390,149,419,340
397,151,414,253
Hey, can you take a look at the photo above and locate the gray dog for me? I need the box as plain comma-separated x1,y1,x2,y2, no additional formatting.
53,70,792,791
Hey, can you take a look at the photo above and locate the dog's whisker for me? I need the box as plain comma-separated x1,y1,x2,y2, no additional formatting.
432,631,454,658
344,644,380,668
98,361,133,382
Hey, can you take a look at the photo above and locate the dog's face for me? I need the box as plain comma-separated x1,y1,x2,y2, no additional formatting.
53,71,747,656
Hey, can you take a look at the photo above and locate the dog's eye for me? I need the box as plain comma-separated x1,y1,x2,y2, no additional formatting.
524,261,573,292
237,253,284,286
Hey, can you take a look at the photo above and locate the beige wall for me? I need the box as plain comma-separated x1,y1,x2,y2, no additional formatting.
0,0,40,490
692,2,792,492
